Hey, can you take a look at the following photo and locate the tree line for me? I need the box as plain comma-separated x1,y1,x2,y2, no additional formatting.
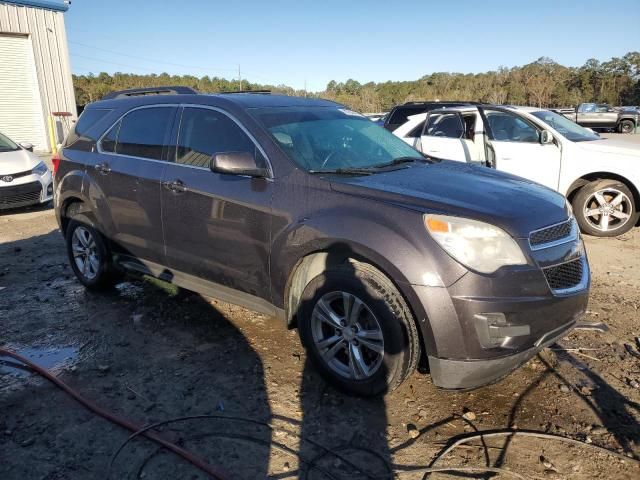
73,52,640,113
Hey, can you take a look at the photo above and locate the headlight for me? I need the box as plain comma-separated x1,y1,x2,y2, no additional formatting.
32,161,49,176
424,214,527,274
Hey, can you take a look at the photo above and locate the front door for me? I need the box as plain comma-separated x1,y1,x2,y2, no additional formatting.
481,108,561,191
161,106,273,299
89,106,177,264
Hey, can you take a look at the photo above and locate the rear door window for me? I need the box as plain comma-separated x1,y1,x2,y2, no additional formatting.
109,107,176,160
424,113,464,138
176,107,258,168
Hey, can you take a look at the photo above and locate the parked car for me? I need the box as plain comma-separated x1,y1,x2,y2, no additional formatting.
0,131,53,211
55,87,589,396
394,105,640,237
382,101,476,132
559,103,638,133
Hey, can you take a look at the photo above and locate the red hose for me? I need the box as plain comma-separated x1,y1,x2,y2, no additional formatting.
0,348,228,480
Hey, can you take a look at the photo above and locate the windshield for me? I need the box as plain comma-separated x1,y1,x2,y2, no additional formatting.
250,106,424,172
530,110,600,142
0,132,20,152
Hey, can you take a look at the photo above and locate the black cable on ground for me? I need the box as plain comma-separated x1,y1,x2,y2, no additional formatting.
0,348,229,480
3,348,638,480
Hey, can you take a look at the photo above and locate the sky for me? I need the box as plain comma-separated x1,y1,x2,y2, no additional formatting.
63,0,640,92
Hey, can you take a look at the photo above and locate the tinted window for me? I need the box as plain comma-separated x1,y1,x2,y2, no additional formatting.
406,120,426,138
100,121,119,153
425,113,464,138
65,108,112,149
76,109,111,138
115,107,175,160
176,107,257,168
388,106,428,126
485,110,539,142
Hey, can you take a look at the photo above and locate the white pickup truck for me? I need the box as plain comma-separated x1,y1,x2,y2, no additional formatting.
394,105,640,237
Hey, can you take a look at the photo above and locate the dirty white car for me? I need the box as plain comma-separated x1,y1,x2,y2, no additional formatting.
394,105,640,237
0,132,53,211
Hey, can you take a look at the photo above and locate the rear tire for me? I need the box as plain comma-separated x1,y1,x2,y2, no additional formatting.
298,261,419,396
619,120,635,134
572,180,637,237
65,214,120,290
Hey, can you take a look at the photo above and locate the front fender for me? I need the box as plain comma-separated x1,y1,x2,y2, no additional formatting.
270,202,468,306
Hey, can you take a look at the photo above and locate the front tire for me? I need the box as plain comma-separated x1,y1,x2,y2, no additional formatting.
619,120,635,134
298,262,419,396
65,214,118,290
573,180,637,237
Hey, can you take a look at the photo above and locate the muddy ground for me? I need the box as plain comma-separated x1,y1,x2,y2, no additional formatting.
1,182,640,479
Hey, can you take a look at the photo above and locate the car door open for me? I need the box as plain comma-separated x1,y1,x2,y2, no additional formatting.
481,108,561,191
419,111,469,162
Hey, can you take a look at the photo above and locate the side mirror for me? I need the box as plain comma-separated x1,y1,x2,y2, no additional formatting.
540,130,554,145
19,142,34,152
211,151,268,178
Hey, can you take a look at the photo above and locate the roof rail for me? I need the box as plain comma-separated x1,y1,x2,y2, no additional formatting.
402,100,481,105
101,86,198,100
218,90,272,95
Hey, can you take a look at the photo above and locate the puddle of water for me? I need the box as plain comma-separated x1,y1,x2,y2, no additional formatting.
0,345,78,378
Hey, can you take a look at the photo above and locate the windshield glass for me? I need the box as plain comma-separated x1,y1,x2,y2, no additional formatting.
0,132,20,152
530,110,600,142
250,106,423,171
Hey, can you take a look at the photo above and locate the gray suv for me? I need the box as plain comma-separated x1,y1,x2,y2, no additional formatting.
54,87,590,396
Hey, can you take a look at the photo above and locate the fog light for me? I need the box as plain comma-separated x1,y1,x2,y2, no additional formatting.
474,312,530,349
47,183,53,194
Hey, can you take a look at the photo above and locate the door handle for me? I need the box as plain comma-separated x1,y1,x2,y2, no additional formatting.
162,179,187,193
94,162,111,174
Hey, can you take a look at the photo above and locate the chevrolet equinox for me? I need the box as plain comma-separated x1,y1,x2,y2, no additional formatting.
54,87,590,396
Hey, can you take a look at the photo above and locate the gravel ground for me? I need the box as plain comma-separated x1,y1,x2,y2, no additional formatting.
1,141,640,479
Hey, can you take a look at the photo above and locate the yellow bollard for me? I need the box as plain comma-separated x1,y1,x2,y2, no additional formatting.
48,115,57,154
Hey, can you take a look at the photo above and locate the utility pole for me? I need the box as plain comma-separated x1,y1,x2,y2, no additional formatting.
238,65,242,92
304,79,307,97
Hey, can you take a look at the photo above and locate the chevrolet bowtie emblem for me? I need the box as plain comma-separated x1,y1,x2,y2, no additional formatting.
1,175,13,183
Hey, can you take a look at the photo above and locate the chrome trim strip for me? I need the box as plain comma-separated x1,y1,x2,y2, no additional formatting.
528,217,578,251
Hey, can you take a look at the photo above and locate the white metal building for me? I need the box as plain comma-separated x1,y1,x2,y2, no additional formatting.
0,0,75,152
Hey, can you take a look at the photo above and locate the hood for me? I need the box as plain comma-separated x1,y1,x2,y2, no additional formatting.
577,139,640,159
0,149,41,175
329,161,568,238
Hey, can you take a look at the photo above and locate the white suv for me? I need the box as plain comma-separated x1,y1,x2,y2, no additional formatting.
394,105,640,237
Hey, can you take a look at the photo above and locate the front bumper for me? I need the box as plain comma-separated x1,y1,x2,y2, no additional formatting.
0,171,53,210
428,320,575,389
405,227,590,390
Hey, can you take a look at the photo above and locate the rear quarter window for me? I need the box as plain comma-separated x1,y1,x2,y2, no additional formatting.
65,108,112,150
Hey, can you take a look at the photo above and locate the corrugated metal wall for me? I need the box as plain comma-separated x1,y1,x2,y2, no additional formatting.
0,2,76,152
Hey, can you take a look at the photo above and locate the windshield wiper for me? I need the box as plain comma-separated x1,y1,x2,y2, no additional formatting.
369,155,437,169
308,167,375,175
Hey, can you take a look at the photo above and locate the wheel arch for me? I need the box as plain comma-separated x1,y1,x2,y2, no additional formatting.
565,171,640,208
283,241,434,365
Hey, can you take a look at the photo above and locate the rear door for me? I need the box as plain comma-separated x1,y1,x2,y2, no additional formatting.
418,111,467,161
480,108,561,190
91,105,177,264
161,106,273,299
576,103,599,127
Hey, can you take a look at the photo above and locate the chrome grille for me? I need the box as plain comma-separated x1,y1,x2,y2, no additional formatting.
529,219,575,249
543,258,584,291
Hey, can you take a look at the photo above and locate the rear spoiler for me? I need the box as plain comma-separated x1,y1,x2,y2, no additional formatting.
101,86,198,100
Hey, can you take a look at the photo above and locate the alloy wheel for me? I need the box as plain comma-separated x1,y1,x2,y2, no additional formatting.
583,188,632,232
72,226,100,280
310,291,384,380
